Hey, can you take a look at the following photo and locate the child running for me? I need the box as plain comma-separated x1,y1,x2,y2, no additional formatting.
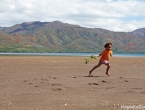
89,42,113,76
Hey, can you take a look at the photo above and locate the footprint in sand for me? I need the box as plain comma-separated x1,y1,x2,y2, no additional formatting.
88,83,99,85
125,91,134,93
124,80,129,82
132,88,142,90
23,80,33,85
24,78,50,88
126,88,143,93
40,82,45,84
41,78,48,81
51,83,62,86
51,83,63,91
34,86,40,87
102,80,108,83
52,88,62,91
119,77,129,82
106,87,115,89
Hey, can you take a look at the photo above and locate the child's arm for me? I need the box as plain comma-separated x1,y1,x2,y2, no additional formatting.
110,54,113,57
110,51,113,57
95,54,102,57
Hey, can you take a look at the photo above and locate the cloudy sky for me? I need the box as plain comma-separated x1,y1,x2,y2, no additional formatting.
0,0,145,32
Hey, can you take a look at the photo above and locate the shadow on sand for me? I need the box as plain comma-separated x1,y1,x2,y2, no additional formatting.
84,75,105,78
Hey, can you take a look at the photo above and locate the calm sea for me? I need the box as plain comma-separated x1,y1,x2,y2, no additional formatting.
0,53,145,57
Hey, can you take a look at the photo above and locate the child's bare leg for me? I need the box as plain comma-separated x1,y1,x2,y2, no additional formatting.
105,63,111,76
89,61,102,76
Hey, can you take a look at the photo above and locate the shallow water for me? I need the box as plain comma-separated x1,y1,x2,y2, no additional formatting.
0,53,145,57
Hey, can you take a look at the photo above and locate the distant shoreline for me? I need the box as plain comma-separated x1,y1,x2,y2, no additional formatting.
0,53,144,57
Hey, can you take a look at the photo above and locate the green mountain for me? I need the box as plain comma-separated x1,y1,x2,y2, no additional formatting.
0,21,145,53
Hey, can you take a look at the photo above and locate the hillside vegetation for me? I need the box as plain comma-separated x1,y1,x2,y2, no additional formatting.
0,21,145,53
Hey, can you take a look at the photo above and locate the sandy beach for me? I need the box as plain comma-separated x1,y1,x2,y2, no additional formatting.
0,56,145,110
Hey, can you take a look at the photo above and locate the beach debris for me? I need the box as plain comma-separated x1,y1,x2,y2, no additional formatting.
63,103,68,106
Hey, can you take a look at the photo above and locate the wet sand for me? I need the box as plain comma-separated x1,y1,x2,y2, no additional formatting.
0,56,145,110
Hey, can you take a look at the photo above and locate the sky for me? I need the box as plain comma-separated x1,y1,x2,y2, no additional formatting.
0,0,145,32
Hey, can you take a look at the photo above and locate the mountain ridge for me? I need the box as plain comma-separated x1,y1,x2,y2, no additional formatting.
0,21,145,53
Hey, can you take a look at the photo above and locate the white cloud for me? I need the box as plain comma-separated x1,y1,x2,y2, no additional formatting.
0,0,144,32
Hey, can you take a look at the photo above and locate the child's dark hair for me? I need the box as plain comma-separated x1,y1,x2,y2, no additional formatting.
104,42,112,48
